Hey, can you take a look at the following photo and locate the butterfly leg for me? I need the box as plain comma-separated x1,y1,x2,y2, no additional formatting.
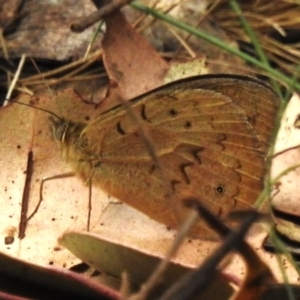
27,172,75,222
86,177,92,231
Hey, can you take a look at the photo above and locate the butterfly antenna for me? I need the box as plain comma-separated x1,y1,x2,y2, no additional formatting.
8,100,62,120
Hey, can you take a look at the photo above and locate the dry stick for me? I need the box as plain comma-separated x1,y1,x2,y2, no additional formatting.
0,29,9,60
167,26,197,58
18,151,34,239
17,85,34,96
60,51,103,80
0,28,15,82
158,201,271,300
0,28,13,76
4,54,26,105
19,50,102,84
71,0,133,32
23,70,105,89
171,0,220,59
131,0,161,33
131,210,199,300
25,73,105,88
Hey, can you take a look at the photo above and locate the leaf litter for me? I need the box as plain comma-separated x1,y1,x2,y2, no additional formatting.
0,1,300,299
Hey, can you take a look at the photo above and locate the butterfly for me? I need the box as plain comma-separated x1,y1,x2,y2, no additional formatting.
48,74,279,238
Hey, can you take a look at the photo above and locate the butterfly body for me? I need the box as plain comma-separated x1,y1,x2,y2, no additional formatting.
51,75,279,237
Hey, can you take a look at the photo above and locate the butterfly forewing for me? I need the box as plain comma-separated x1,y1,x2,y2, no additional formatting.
172,75,278,152
63,76,279,238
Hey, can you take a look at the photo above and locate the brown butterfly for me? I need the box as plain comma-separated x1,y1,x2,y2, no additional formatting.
46,74,279,238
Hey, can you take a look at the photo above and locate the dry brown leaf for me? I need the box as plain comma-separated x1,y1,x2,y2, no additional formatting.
102,10,169,100
0,91,109,267
60,230,234,300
